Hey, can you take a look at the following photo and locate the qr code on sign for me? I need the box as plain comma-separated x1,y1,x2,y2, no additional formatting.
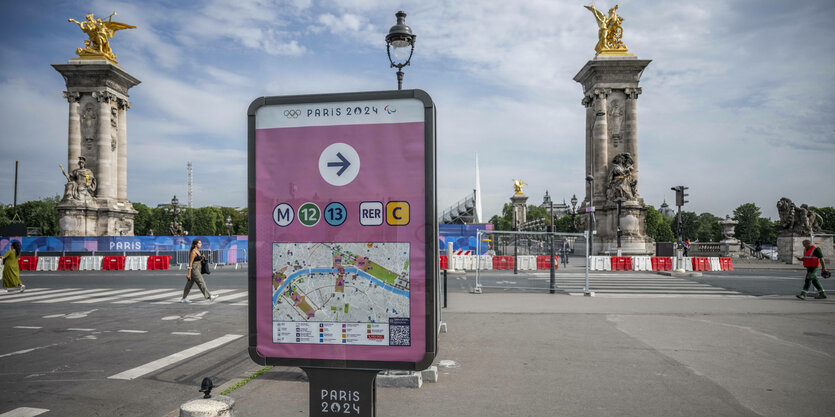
389,318,411,346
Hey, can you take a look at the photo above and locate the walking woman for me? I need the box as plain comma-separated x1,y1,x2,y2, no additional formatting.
181,239,217,303
2,241,25,293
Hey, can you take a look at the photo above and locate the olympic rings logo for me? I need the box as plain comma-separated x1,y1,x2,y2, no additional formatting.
284,109,301,118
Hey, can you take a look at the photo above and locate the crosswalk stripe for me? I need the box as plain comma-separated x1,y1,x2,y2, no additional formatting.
0,289,87,303
0,288,51,298
0,407,50,416
218,291,248,301
108,334,243,380
35,289,141,304
112,290,185,304
230,302,248,306
151,288,238,304
73,288,172,304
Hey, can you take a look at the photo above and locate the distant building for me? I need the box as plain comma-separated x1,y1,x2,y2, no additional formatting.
541,191,570,220
659,199,675,219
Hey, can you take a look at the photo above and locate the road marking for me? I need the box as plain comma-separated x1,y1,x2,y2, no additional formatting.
112,290,184,304
73,288,172,303
107,334,243,380
35,288,141,304
171,332,201,335
13,326,42,330
218,291,248,301
43,309,99,319
0,407,50,416
230,302,247,306
0,287,50,297
0,288,84,303
162,311,208,321
118,330,148,334
0,343,61,358
151,288,237,304
66,328,95,332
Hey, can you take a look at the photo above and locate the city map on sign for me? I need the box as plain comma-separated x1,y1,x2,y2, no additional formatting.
271,242,411,345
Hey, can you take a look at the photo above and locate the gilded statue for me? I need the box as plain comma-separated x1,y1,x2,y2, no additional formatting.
60,156,97,201
513,179,528,196
584,4,631,56
68,12,135,63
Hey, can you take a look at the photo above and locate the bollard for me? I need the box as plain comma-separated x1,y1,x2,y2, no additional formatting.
179,395,235,417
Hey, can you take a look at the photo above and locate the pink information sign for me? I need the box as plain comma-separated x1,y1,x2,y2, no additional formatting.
248,91,436,369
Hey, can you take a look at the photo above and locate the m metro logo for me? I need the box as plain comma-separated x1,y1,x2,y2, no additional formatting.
386,202,409,226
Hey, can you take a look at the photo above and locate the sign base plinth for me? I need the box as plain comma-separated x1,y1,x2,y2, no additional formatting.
304,368,378,417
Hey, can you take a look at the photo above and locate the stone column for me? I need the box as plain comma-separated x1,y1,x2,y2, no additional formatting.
64,92,82,171
94,91,114,200
624,87,641,188
592,88,610,203
581,95,594,204
117,99,129,200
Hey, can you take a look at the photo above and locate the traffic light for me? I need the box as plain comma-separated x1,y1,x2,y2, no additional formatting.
671,186,689,207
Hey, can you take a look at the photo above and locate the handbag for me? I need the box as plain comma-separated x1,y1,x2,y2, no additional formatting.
200,258,211,275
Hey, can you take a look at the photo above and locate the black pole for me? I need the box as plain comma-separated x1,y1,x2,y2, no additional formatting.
396,70,404,90
13,160,19,218
513,209,518,275
443,269,447,308
549,202,555,294
616,200,623,256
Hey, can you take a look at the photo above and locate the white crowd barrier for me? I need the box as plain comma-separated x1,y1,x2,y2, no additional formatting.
79,256,103,271
124,256,149,271
709,257,721,272
476,255,493,270
632,256,652,271
683,257,693,271
36,256,59,271
589,256,611,271
517,255,537,271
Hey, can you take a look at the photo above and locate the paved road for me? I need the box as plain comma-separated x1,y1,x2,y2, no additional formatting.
0,266,829,416
0,268,260,417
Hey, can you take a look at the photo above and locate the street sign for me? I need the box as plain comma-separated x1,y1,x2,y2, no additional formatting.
247,90,437,371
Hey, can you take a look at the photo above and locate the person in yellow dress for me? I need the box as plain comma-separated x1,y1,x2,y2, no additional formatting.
2,241,25,293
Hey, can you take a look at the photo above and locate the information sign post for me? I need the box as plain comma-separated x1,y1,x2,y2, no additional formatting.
248,90,437,416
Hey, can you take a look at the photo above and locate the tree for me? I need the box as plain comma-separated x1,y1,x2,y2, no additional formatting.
132,202,153,236
646,205,674,242
553,215,574,233
696,212,722,242
679,211,699,241
733,203,761,244
0,204,10,228
15,196,60,235
809,206,835,232
191,206,223,235
757,217,777,244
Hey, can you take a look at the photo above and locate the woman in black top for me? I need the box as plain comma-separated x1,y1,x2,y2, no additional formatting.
181,239,217,303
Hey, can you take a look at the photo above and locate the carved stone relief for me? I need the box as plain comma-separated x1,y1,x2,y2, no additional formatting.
81,101,97,151
608,98,624,147
111,107,118,151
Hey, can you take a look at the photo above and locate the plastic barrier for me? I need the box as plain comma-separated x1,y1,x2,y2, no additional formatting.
535,256,559,270
450,255,463,270
719,257,733,271
632,256,652,271
36,256,59,271
650,257,672,271
683,257,693,271
18,256,38,271
517,255,536,271
691,257,710,271
439,255,448,270
147,256,172,270
124,256,148,271
461,255,476,270
102,256,126,271
708,257,721,272
610,256,633,271
589,256,611,271
492,256,514,270
79,256,103,271
476,255,493,270
58,256,81,271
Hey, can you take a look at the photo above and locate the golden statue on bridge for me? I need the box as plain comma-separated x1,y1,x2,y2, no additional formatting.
68,12,135,64
584,4,631,57
513,179,528,196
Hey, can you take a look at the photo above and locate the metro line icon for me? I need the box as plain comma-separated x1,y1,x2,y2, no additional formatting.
273,203,294,227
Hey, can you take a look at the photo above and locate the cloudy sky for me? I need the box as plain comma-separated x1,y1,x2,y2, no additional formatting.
0,0,832,220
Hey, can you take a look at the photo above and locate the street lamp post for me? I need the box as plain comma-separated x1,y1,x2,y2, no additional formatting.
615,197,626,256
225,215,233,236
570,194,578,233
584,176,595,297
164,195,184,236
385,11,416,90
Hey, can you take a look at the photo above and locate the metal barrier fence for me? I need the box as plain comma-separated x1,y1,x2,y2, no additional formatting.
474,230,588,292
19,248,248,270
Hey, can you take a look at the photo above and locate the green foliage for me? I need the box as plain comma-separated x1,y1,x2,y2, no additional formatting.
646,205,674,242
809,206,835,232
757,217,777,244
0,205,10,228
553,215,574,233
191,206,223,235
695,212,722,242
132,202,153,236
733,203,762,244
678,211,699,241
15,196,60,235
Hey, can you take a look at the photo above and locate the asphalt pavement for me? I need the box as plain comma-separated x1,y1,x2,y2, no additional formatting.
1,265,833,416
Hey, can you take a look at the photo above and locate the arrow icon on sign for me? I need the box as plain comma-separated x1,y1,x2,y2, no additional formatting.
327,152,351,176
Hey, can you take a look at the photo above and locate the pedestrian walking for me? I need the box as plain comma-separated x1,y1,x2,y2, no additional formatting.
795,239,827,300
683,240,690,257
755,239,763,260
561,238,570,267
181,239,218,303
1,241,25,293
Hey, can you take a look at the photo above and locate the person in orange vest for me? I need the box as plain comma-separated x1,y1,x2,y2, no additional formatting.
795,239,827,300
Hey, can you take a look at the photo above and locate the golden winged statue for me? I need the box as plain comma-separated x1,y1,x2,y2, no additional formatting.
68,12,135,63
513,179,528,196
584,4,631,57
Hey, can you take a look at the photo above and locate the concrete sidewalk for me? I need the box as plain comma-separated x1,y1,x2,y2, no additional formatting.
222,293,835,417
